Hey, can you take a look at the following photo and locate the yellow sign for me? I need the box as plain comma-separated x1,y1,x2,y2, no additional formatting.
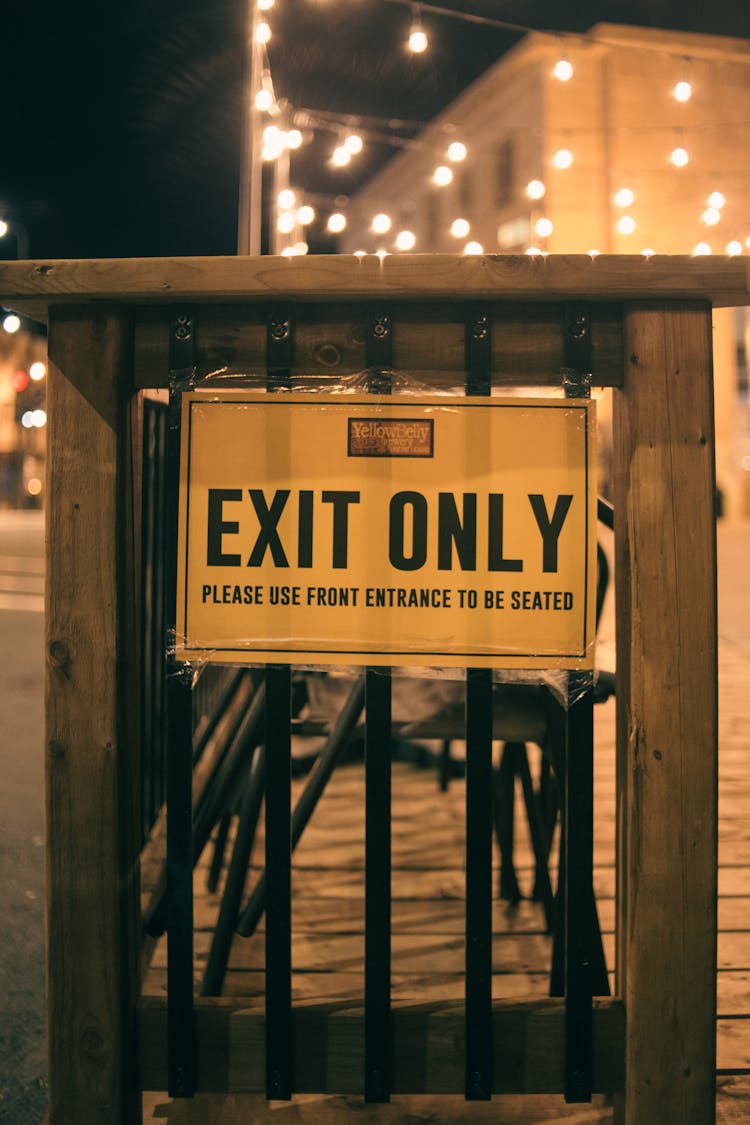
176,392,596,669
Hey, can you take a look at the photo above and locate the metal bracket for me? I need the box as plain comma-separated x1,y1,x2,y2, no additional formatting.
465,305,492,397
169,309,196,376
366,308,393,393
266,305,293,389
563,304,592,399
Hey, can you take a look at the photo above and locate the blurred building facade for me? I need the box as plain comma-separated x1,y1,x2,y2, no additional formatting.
341,23,750,518
0,326,46,508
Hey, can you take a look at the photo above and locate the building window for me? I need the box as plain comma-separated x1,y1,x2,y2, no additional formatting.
496,138,515,207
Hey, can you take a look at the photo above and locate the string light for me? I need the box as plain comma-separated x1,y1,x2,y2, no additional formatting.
255,89,274,112
353,250,367,258
588,249,601,258
526,179,546,200
255,20,272,44
447,141,467,162
277,212,295,234
616,216,637,235
641,248,656,258
297,205,315,225
525,246,543,256
433,165,453,186
3,314,21,334
293,241,309,255
286,129,303,149
553,55,573,82
408,8,428,53
375,249,390,260
535,217,553,238
708,191,726,209
257,0,274,10
372,213,392,234
327,213,347,233
395,229,416,250
464,241,483,255
727,241,743,256
450,218,470,238
693,242,711,255
702,207,720,226
331,146,351,167
281,246,296,257
345,134,364,155
552,148,573,169
614,187,635,208
670,146,689,167
29,362,46,381
278,189,295,210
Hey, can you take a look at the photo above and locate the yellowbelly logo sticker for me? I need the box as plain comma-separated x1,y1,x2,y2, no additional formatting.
175,392,597,669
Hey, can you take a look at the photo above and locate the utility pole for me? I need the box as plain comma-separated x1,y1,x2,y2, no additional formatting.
238,0,263,255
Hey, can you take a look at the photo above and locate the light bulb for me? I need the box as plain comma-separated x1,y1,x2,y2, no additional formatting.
3,314,20,334
726,241,742,256
708,192,726,210
616,216,636,235
409,26,428,53
344,134,363,155
286,129,303,150
297,205,315,226
353,250,367,258
372,213,392,235
450,218,470,238
277,212,295,234
332,146,351,167
293,241,309,256
447,141,467,162
255,20,271,44
673,80,692,103
395,230,416,251
255,89,273,112
327,213,347,234
702,207,720,226
670,147,689,167
526,179,546,200
535,217,554,238
278,188,295,210
464,241,483,255
614,187,635,208
29,361,46,381
553,58,573,82
693,242,711,256
433,165,453,186
552,149,573,169
281,246,296,258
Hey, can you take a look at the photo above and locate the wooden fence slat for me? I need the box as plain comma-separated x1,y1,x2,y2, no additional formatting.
46,306,140,1124
613,301,718,1125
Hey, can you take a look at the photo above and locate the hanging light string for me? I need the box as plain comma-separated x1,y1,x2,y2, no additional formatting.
252,0,750,256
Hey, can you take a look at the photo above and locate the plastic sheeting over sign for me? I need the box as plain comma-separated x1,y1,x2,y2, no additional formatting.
175,392,596,670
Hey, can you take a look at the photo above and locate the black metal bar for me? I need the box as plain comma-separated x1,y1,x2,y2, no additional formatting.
465,668,494,1101
236,676,366,937
463,304,494,1100
267,305,293,388
165,310,196,1097
515,745,555,933
495,744,520,903
264,663,293,1100
564,672,594,1102
365,668,392,1103
202,743,266,996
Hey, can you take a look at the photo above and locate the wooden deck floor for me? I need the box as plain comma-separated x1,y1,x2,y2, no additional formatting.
141,524,750,1123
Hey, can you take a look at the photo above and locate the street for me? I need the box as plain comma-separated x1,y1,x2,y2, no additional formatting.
0,510,47,1124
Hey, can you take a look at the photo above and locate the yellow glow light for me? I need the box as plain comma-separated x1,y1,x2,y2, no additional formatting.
670,147,689,167
293,241,309,256
702,207,720,226
553,58,573,82
433,165,453,186
641,248,656,258
526,179,545,200
327,213,347,234
535,217,553,238
616,216,636,235
408,26,428,53
693,242,711,256
27,477,42,497
708,192,726,210
277,212,295,234
614,187,635,208
395,230,416,251
255,20,271,44
353,250,367,258
3,314,20,334
332,146,351,167
375,249,390,260
463,241,483,255
525,246,543,257
297,205,315,226
552,149,573,169
286,129,303,149
29,361,46,381
673,80,692,103
0,220,7,238
344,134,363,155
447,142,467,162
257,0,274,9
450,218,470,238
281,246,297,258
726,241,743,256
255,89,273,112
278,189,295,210
588,249,601,258
372,213,392,235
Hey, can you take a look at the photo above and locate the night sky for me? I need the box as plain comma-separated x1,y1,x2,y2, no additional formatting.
3,0,749,259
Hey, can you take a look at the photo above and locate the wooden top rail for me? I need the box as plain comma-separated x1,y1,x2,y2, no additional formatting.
1,254,750,322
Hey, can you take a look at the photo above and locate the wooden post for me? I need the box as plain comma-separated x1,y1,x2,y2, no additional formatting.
46,307,141,1124
613,301,718,1124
